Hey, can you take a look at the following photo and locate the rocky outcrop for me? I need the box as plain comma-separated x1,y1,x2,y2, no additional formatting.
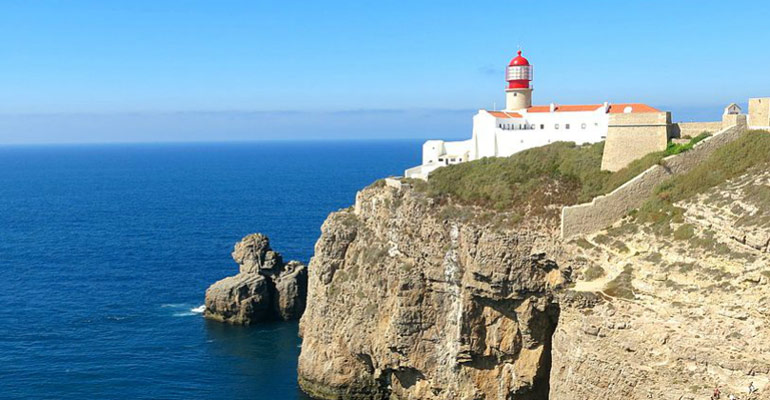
298,168,770,399
298,182,567,399
204,233,307,324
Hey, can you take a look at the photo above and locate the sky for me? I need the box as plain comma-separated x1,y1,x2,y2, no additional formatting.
1,0,769,144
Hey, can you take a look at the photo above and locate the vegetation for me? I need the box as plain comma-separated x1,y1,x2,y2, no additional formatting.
604,265,636,300
663,132,710,156
735,184,770,228
673,224,696,241
634,130,770,229
420,134,713,218
582,264,606,281
573,238,595,249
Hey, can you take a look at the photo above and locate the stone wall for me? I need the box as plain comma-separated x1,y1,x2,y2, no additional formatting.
600,112,670,172
671,121,722,138
562,124,746,238
722,113,748,130
749,97,770,128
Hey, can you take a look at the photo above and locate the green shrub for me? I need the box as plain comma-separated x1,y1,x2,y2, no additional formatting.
604,265,636,300
673,224,696,241
611,240,630,253
664,133,711,156
644,252,663,263
593,234,612,245
582,265,606,281
573,238,595,249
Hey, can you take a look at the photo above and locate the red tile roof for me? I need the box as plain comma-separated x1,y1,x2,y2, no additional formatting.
526,103,660,114
488,111,523,118
606,103,661,113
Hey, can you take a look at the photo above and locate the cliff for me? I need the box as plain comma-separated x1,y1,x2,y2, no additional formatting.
298,133,770,399
298,181,567,399
551,167,770,399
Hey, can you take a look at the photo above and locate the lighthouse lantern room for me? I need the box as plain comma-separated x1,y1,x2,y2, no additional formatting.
505,50,533,111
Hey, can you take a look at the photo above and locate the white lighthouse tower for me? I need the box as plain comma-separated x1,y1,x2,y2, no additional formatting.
505,50,533,111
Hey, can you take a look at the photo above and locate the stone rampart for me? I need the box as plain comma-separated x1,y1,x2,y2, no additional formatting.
671,121,722,138
749,98,770,128
600,112,670,172
562,125,746,238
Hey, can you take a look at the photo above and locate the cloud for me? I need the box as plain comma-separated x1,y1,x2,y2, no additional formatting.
478,65,502,76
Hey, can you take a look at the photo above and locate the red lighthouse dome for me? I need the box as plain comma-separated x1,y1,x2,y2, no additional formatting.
506,50,533,89
509,50,530,66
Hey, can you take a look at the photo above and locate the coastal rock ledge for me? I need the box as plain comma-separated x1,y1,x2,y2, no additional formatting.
204,233,307,324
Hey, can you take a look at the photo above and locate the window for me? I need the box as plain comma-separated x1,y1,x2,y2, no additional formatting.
438,158,444,162
566,124,570,129
555,124,559,129
581,123,587,129
540,124,545,129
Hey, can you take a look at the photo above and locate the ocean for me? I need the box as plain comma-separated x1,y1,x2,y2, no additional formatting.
0,140,421,399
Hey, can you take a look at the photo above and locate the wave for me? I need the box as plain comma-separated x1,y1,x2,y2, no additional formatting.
191,305,205,314
173,312,195,317
172,305,205,317
160,303,186,308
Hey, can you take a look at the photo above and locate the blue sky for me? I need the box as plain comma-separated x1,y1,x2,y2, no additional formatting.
1,0,769,144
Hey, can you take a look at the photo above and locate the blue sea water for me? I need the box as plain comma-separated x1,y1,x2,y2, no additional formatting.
0,140,420,399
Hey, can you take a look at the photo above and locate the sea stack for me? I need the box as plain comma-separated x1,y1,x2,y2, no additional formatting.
204,233,307,324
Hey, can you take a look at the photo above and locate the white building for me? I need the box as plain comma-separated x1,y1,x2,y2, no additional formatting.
405,51,661,179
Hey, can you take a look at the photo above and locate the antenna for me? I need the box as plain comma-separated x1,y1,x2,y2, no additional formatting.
493,101,497,110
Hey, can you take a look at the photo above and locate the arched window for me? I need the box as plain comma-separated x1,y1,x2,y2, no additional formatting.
581,123,587,129
555,124,559,129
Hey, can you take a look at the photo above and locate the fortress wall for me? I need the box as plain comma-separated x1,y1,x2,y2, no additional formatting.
600,112,670,172
672,121,722,138
749,98,770,128
722,114,748,130
562,124,745,238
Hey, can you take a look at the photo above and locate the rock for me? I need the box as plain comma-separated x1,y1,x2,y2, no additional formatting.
273,261,307,320
204,273,271,324
652,272,668,281
204,233,307,324
298,183,562,400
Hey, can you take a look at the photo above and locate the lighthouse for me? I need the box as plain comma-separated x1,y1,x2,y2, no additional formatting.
505,50,533,111
405,49,667,180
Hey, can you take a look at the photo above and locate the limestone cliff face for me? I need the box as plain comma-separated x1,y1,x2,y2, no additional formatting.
550,169,770,400
299,168,770,400
204,233,307,324
298,182,566,399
